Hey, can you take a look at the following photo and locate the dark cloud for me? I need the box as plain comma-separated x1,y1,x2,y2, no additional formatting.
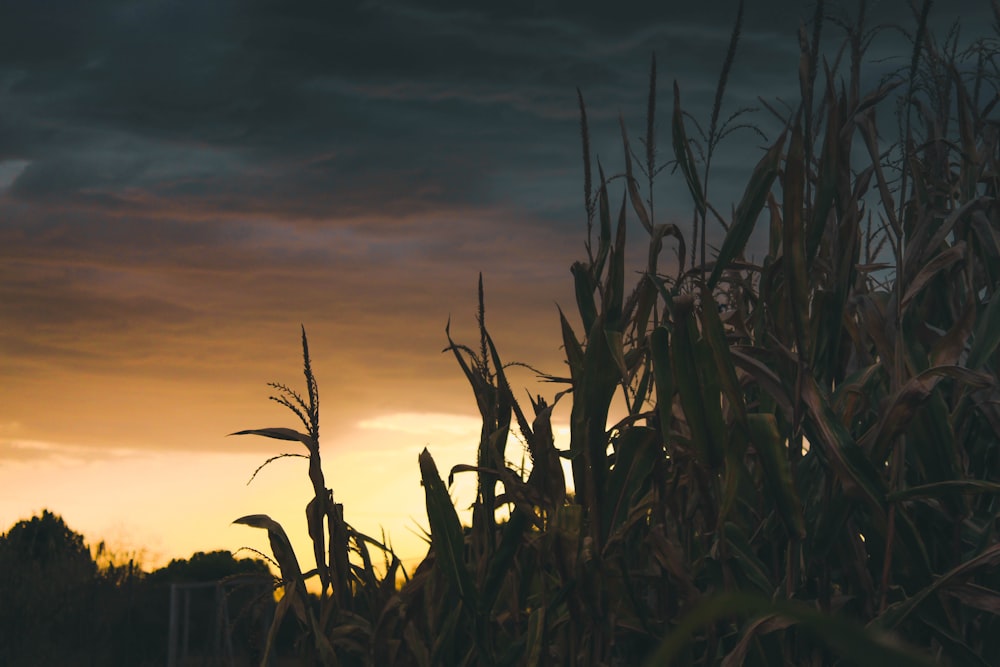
2,0,992,271
0,0,812,222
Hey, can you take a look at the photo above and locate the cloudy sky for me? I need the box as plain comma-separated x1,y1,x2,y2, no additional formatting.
1,0,994,569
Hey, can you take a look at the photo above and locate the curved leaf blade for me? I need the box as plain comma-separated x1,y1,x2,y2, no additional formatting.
708,131,786,289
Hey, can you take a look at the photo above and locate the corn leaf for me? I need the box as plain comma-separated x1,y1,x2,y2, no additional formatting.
708,131,786,289
650,326,674,448
747,414,806,539
602,426,659,541
671,297,723,469
699,286,748,433
524,606,546,667
806,71,841,264
721,522,774,594
968,291,1000,369
873,543,1000,630
888,480,1000,502
559,306,585,381
782,121,809,361
621,116,654,234
900,241,966,313
571,261,598,335
418,448,477,609
799,375,886,518
644,593,937,667
672,81,706,219
230,427,316,451
862,365,993,465
233,514,339,665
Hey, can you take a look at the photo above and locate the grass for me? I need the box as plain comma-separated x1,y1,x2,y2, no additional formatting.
232,2,1000,665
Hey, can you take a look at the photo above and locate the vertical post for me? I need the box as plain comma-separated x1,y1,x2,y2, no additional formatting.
220,582,236,666
167,583,178,667
181,588,191,663
255,579,275,667
213,583,222,660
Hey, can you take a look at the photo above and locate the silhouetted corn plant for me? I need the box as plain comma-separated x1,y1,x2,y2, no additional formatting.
232,327,403,666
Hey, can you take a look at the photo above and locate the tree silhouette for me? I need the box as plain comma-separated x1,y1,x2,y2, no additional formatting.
147,548,270,583
0,509,95,572
0,510,98,665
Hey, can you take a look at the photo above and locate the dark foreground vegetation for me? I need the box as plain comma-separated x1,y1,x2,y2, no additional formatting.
0,510,281,666
231,1,1000,666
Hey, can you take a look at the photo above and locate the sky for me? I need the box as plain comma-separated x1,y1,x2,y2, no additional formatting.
1,0,996,572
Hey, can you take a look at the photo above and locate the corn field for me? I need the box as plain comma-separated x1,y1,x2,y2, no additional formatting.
231,2,1000,665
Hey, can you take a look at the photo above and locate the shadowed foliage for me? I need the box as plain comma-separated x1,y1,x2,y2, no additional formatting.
0,511,277,666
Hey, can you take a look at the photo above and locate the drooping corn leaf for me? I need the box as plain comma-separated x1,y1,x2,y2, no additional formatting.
967,291,1000,369
861,365,993,465
644,592,937,667
888,480,1000,502
233,514,339,665
230,427,316,451
900,241,966,313
873,543,1000,630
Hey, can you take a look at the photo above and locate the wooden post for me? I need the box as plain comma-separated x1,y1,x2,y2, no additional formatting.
167,583,178,667
181,588,191,662
221,582,236,666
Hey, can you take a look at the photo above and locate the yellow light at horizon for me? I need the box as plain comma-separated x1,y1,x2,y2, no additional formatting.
357,411,482,437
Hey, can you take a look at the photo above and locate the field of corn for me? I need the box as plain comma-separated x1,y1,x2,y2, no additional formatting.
232,2,1000,665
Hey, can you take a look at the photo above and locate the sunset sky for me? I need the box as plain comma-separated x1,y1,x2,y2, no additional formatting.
1,1,993,572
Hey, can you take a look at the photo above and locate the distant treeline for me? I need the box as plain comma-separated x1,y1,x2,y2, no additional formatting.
0,510,295,666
